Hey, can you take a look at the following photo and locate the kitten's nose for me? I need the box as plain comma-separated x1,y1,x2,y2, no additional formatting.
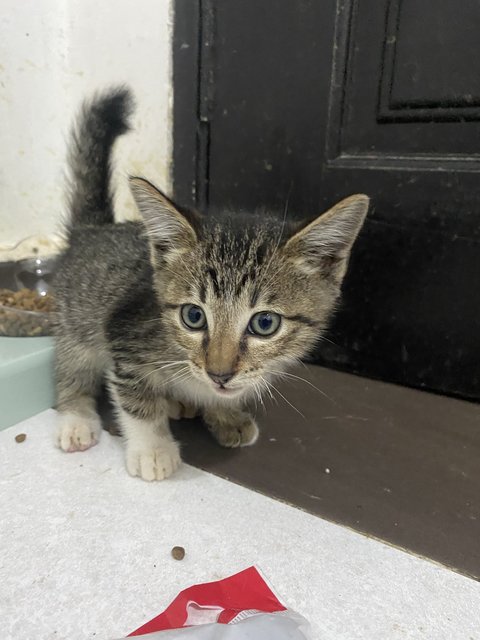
207,371,234,386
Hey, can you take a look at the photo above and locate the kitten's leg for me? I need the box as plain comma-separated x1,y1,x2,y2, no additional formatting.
203,406,259,448
167,399,199,420
109,379,181,481
55,342,104,452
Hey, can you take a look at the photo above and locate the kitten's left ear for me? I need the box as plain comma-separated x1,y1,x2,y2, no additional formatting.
284,194,369,282
130,177,198,258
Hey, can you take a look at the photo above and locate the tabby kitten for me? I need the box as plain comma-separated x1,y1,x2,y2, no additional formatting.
54,87,369,481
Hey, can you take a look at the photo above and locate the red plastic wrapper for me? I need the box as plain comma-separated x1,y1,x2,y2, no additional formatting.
117,567,312,639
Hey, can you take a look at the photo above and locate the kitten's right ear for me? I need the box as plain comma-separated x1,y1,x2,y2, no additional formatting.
129,177,197,258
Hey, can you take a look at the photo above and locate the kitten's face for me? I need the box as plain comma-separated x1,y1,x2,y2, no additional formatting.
161,223,327,399
130,178,369,402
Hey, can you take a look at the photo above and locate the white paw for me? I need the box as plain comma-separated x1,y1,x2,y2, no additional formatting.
126,438,181,481
57,412,101,453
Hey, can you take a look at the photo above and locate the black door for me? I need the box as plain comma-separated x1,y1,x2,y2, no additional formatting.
173,0,480,399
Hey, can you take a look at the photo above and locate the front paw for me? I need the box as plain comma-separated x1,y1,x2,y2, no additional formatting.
57,412,101,452
126,438,181,481
208,415,259,448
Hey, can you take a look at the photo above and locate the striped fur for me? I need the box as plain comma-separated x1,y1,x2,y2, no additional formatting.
54,87,369,481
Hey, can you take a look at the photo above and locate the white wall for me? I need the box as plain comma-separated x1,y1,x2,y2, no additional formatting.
0,0,173,249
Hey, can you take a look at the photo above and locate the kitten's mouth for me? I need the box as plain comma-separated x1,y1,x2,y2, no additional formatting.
211,382,243,397
192,367,245,397
215,386,234,395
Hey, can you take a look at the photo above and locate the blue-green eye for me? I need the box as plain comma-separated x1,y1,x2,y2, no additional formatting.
181,304,207,330
248,311,281,337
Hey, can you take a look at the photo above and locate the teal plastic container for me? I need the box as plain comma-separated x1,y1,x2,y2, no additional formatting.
0,337,55,430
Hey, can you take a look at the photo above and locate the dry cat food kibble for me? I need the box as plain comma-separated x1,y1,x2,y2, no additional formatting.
0,288,55,337
171,546,186,561
15,433,27,443
0,288,55,312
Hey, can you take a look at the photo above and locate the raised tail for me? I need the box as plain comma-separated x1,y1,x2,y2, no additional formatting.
66,86,134,229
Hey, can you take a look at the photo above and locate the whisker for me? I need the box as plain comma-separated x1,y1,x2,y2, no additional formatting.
318,335,341,348
263,378,305,418
259,376,277,405
251,381,259,409
169,373,192,387
261,378,274,401
152,361,190,371
135,362,190,384
288,357,309,370
128,359,188,369
257,382,265,408
252,380,264,409
265,369,337,406
163,366,191,386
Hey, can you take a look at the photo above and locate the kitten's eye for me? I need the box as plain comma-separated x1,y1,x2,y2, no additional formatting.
248,311,281,337
181,304,207,330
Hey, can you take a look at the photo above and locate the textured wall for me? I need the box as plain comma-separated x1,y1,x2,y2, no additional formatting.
0,0,173,248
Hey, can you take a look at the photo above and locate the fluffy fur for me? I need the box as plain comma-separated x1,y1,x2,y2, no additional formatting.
54,87,369,481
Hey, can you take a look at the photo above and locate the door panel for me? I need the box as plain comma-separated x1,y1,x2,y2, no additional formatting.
173,0,480,398
330,0,480,157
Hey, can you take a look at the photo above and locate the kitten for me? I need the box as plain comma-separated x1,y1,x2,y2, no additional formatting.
54,87,369,481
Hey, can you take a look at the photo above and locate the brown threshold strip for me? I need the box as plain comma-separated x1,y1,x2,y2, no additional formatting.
100,365,480,580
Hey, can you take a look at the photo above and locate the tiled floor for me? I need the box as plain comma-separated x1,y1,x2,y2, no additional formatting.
1,410,479,639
